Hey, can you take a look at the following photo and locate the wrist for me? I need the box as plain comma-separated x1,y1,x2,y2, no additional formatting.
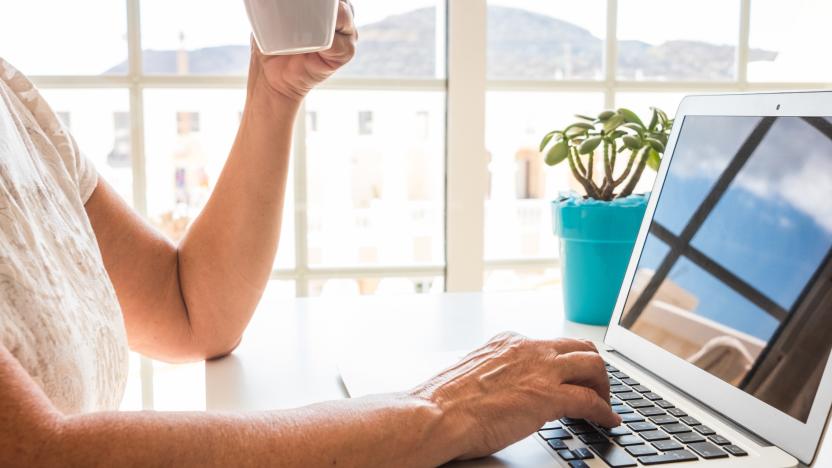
403,389,474,464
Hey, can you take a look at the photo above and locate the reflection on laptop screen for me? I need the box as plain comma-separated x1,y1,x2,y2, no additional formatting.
620,115,832,423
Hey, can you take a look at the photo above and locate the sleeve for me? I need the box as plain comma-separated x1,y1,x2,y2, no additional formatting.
0,57,100,204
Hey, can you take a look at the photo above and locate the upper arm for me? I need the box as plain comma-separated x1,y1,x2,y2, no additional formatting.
0,344,63,465
84,178,201,362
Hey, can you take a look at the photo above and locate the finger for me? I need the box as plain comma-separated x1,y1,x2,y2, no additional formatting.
335,0,357,36
553,351,610,402
556,384,622,428
541,338,598,356
319,31,356,66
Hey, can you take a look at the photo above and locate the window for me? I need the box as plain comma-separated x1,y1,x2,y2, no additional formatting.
357,111,374,136
14,0,825,410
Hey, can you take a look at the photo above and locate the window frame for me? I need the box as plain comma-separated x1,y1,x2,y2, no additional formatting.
23,0,832,409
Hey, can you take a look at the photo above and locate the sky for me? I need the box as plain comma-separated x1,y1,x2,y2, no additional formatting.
1,0,829,78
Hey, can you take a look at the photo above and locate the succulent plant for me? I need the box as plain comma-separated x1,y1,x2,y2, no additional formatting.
540,107,673,201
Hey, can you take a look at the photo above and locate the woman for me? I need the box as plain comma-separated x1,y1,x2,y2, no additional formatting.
0,1,619,465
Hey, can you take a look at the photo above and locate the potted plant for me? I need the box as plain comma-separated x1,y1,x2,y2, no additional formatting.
540,107,673,325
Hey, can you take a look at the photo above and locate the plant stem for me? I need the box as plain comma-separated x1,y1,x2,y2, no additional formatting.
613,148,640,187
568,148,599,198
573,147,587,176
619,146,651,198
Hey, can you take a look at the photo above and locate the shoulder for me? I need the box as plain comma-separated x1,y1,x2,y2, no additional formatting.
0,57,98,203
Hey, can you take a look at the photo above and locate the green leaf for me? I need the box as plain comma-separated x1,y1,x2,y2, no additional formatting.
603,114,626,133
617,108,645,127
611,130,627,139
598,110,616,122
648,109,659,131
545,141,570,166
622,123,645,135
646,137,666,153
622,135,643,150
578,136,603,155
647,148,662,171
565,122,594,137
575,114,595,122
539,131,557,152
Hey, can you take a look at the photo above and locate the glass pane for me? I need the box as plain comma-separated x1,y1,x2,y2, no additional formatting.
749,0,832,82
118,352,143,411
308,277,443,297
617,0,740,81
483,268,561,292
140,0,251,75
485,92,605,260
305,90,445,267
143,89,295,269
336,0,446,79
39,89,133,204
614,92,686,120
0,1,127,75
487,0,606,80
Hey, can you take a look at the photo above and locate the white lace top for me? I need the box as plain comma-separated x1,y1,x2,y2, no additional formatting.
0,58,128,414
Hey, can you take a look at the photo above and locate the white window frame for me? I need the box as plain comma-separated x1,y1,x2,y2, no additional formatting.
24,0,832,409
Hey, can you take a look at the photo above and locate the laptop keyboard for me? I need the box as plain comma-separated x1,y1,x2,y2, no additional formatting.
537,362,748,467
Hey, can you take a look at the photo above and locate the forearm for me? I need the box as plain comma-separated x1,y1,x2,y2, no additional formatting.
45,394,459,468
177,77,299,356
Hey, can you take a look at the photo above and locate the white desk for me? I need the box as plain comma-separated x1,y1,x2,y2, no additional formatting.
205,288,830,467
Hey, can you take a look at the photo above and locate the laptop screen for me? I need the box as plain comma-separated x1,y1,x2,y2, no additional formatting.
619,115,832,423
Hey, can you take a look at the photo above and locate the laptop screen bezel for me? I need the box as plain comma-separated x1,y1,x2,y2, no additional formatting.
604,91,832,465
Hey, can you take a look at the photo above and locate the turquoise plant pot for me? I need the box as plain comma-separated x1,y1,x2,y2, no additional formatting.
552,194,649,326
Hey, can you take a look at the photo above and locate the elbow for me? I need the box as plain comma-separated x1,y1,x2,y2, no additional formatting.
200,334,243,361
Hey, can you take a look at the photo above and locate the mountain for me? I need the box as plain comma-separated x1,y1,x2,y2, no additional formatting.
105,5,776,80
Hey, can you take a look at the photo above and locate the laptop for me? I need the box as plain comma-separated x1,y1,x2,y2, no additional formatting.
339,91,832,467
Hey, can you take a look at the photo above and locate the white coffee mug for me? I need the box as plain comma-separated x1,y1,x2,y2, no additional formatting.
244,0,340,55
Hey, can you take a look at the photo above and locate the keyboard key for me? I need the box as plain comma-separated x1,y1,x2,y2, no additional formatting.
606,364,619,372
541,421,562,430
675,432,706,444
640,430,670,442
611,385,631,394
613,405,634,414
649,415,677,425
628,422,657,432
539,428,572,440
724,445,748,457
693,425,716,436
568,424,598,435
617,392,642,401
610,397,623,406
679,416,700,426
547,439,568,450
573,447,595,459
609,378,622,386
614,435,645,446
621,378,640,386
558,449,576,461
580,433,609,444
643,392,663,401
653,440,684,451
560,417,585,426
612,372,629,379
621,413,645,423
688,441,728,459
638,449,698,465
639,407,665,417
605,426,632,437
631,385,651,393
667,408,687,417
568,460,590,468
627,399,654,409
709,435,731,446
663,423,692,434
588,441,638,467
655,400,675,409
626,444,658,457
